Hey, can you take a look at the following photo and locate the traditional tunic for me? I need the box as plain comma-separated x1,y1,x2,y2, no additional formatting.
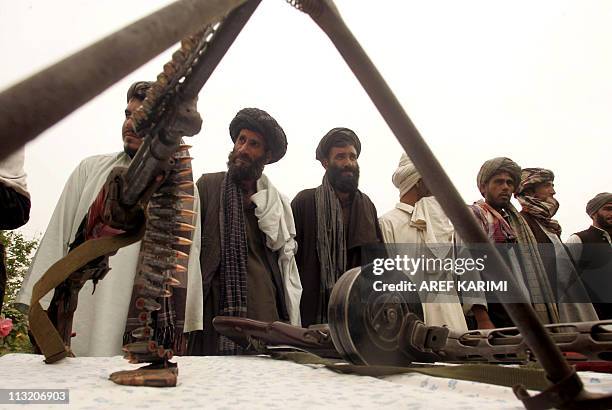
292,187,383,327
379,200,468,332
17,152,203,356
187,172,301,355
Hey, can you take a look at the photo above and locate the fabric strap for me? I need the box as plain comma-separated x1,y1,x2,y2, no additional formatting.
29,227,144,363
314,175,346,323
270,351,550,392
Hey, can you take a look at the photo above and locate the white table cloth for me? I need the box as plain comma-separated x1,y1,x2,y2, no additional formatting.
1,353,611,409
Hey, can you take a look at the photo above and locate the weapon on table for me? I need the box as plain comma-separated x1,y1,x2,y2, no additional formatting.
27,0,263,387
213,267,612,368
283,1,612,408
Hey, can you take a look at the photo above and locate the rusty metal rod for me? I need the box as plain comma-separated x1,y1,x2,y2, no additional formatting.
298,0,574,384
0,0,245,161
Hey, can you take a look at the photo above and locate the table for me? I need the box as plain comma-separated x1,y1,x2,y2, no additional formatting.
1,353,611,409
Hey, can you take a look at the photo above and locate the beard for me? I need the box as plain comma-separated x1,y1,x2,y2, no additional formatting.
327,163,360,193
123,144,137,158
595,212,612,230
227,149,266,183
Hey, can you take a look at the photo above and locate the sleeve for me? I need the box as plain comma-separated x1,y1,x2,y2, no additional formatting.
378,216,395,244
15,160,88,309
184,185,203,332
0,184,31,229
565,234,583,263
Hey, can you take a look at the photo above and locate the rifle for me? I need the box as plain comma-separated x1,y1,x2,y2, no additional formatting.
27,0,264,386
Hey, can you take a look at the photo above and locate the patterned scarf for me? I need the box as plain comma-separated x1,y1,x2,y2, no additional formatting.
218,171,248,354
314,174,346,323
516,167,561,236
470,200,560,324
516,195,561,236
470,200,517,244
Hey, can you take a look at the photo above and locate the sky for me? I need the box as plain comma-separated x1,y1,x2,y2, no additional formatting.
1,0,610,242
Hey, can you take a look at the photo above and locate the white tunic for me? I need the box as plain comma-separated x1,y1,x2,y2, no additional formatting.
17,152,203,356
378,199,468,332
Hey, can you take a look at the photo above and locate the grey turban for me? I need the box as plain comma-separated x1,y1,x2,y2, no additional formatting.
392,153,421,197
315,127,361,162
476,157,521,193
229,108,287,164
586,192,612,216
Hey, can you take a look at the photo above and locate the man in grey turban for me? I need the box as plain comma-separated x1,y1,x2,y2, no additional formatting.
291,127,382,327
188,107,302,355
468,157,561,329
567,192,612,318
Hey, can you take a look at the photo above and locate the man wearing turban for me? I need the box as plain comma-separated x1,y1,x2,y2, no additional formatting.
187,108,302,355
17,81,202,356
516,168,597,322
291,127,383,327
378,153,467,332
468,157,560,328
567,192,612,318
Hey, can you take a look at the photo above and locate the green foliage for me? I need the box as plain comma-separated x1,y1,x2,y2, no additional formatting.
1,230,38,355
0,304,33,354
1,230,39,304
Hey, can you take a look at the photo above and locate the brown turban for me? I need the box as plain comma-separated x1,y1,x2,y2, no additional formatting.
476,157,521,194
315,127,361,162
516,168,554,197
229,108,287,164
586,192,612,216
126,81,152,102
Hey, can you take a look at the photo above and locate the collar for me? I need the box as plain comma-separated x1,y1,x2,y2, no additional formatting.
395,202,415,214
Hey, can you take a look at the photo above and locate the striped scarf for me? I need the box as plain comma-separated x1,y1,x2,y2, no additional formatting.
471,200,560,324
218,171,248,354
517,195,561,236
314,174,346,323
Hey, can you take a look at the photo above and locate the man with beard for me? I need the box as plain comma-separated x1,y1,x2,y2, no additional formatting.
187,108,301,355
291,128,383,327
17,81,203,356
516,168,597,322
467,157,559,329
567,192,612,318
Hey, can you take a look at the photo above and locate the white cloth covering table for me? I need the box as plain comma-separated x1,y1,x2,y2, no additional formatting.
1,353,612,409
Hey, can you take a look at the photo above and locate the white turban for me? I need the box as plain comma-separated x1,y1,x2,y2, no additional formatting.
392,152,421,198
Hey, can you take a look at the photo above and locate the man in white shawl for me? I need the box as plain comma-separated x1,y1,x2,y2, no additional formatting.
187,108,302,356
378,153,468,332
16,81,203,356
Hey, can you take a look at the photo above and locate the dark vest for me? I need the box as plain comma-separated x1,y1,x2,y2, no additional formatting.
575,226,612,271
196,172,289,321
573,225,612,319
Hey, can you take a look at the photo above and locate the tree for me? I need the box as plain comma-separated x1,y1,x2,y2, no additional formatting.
0,230,38,354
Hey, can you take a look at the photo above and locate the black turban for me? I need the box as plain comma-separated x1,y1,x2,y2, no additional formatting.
229,108,287,164
126,81,152,103
315,127,361,162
